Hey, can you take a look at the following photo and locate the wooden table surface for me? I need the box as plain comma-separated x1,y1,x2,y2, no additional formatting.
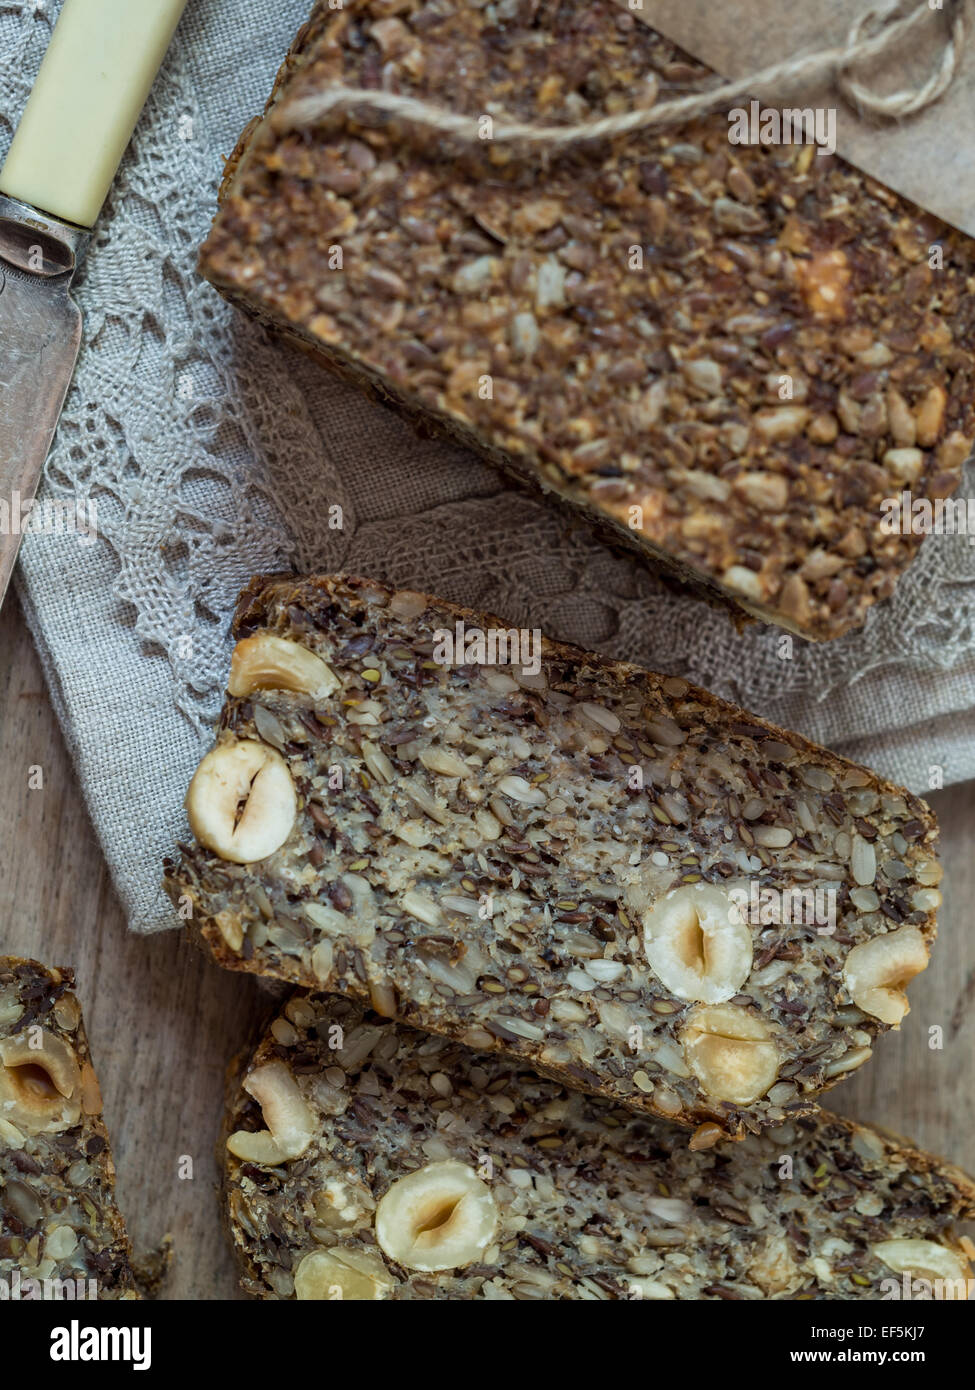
1,590,973,1300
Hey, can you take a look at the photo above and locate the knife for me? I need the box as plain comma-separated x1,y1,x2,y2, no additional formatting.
0,0,189,610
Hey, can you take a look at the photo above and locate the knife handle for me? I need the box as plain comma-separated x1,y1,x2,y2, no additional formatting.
0,0,190,228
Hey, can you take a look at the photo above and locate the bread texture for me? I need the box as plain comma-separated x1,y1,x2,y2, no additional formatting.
165,572,941,1140
0,957,137,1300
222,991,975,1300
199,0,975,640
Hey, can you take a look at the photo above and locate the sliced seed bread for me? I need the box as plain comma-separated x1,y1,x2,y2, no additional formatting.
166,572,941,1139
222,992,975,1301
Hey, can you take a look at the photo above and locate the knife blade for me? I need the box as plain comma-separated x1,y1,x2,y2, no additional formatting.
0,197,87,606
0,0,190,611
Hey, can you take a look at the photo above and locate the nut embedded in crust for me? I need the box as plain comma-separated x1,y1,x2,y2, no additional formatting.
642,884,752,1004
0,1030,82,1135
294,1246,393,1301
375,1160,499,1272
872,1239,970,1290
226,1060,316,1163
228,632,339,700
842,924,929,1026
186,739,296,864
681,1004,779,1106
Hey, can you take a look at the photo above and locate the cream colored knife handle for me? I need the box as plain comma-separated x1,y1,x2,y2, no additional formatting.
0,0,190,228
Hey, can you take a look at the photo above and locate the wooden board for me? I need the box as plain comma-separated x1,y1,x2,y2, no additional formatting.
0,591,972,1298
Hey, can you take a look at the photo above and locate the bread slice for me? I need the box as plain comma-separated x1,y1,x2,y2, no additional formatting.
0,957,137,1299
222,991,975,1300
198,0,975,641
165,573,941,1140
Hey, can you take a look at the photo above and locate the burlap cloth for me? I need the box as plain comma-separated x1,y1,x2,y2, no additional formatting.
2,0,973,932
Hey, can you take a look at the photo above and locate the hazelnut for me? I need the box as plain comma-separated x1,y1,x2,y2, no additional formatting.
226,1061,316,1164
228,633,339,700
0,1030,82,1135
872,1239,969,1293
681,1004,779,1105
294,1246,393,1301
186,739,296,863
375,1160,499,1272
643,884,752,1004
842,925,928,1026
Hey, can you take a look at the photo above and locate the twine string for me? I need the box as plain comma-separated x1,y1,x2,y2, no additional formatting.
838,0,966,116
275,0,966,145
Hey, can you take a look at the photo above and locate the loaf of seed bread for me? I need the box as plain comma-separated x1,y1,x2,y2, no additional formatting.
0,957,138,1299
222,992,975,1300
165,573,942,1141
198,0,975,641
